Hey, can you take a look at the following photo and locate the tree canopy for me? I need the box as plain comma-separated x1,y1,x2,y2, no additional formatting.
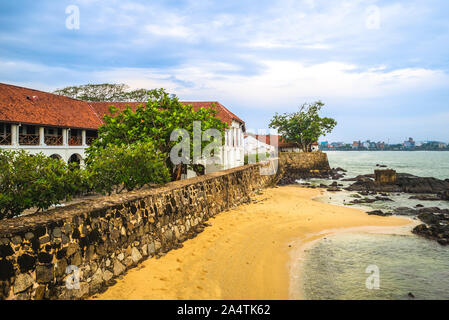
269,101,337,152
85,88,228,180
53,83,154,102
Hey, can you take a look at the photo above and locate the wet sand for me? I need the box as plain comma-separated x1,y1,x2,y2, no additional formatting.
93,185,413,300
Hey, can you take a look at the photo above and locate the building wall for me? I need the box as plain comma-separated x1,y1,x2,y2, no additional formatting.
205,120,244,174
278,152,331,182
244,136,275,155
0,162,276,300
0,124,88,164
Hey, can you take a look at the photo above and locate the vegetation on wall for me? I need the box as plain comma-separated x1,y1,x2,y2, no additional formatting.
0,150,86,219
86,141,170,195
269,101,337,152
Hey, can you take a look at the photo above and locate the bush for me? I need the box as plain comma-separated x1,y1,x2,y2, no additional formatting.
85,140,171,195
0,150,85,219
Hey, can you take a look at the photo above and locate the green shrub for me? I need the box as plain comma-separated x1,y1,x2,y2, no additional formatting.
85,140,171,195
0,150,85,219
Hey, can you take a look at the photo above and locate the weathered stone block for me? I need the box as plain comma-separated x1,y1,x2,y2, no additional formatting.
375,169,397,184
13,273,33,294
131,247,142,264
113,260,125,276
36,264,54,284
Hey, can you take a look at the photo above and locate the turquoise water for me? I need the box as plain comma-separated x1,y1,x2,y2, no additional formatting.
326,151,449,180
302,233,449,300
299,151,449,300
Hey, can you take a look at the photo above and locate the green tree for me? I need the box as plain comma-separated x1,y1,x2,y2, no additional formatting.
269,101,337,152
53,83,154,102
86,88,228,180
86,141,170,195
0,150,85,219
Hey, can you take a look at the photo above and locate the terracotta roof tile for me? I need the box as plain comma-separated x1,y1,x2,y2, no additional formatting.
0,83,245,131
0,83,102,129
90,101,245,130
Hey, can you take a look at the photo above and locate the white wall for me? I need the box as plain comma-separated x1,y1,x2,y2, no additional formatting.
204,120,244,174
244,135,275,155
0,124,87,164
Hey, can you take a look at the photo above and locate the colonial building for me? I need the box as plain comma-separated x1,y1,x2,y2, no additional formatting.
244,133,276,156
0,83,245,172
248,134,320,152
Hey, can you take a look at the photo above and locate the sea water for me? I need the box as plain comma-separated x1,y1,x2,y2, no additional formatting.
301,233,449,300
326,150,449,180
298,151,449,300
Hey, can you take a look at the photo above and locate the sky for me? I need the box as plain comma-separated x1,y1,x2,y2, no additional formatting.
0,0,448,144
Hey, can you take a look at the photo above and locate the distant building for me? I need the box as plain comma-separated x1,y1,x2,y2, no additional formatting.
352,141,360,150
403,137,415,149
376,142,385,150
244,134,276,155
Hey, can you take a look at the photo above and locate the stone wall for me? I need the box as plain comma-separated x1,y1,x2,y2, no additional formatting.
0,163,276,300
278,152,331,183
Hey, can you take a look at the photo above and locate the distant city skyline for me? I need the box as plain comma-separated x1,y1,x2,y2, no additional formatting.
1,1,449,142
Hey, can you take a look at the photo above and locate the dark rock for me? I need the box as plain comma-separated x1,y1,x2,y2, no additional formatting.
367,210,392,217
0,259,15,281
409,195,441,201
37,252,53,264
393,207,417,216
327,187,341,192
439,190,449,200
17,254,36,273
347,173,449,194
36,264,54,284
0,244,14,258
408,292,415,299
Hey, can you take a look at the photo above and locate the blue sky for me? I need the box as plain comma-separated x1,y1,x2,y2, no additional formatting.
1,0,448,143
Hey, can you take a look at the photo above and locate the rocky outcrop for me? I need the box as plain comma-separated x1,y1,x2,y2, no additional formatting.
277,152,332,185
346,172,449,195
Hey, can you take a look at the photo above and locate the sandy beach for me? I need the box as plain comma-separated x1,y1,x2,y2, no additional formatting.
93,185,414,300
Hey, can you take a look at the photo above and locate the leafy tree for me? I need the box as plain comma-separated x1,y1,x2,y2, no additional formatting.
53,83,154,102
86,88,228,180
85,141,170,195
269,101,337,152
0,150,85,219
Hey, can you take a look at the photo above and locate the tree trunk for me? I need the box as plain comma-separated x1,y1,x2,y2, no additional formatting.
172,164,183,181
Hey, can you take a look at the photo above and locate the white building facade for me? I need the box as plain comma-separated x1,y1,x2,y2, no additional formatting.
244,135,276,156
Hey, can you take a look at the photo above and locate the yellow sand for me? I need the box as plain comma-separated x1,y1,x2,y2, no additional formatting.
93,186,413,300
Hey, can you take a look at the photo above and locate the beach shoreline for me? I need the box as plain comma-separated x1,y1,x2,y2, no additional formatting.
93,185,414,300
288,218,419,300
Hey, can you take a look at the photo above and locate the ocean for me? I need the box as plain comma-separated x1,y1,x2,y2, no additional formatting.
298,151,449,300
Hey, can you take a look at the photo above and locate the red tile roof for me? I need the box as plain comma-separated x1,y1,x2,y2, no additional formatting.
90,101,245,130
182,101,245,129
0,83,245,131
249,134,299,148
89,102,144,120
0,83,102,130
